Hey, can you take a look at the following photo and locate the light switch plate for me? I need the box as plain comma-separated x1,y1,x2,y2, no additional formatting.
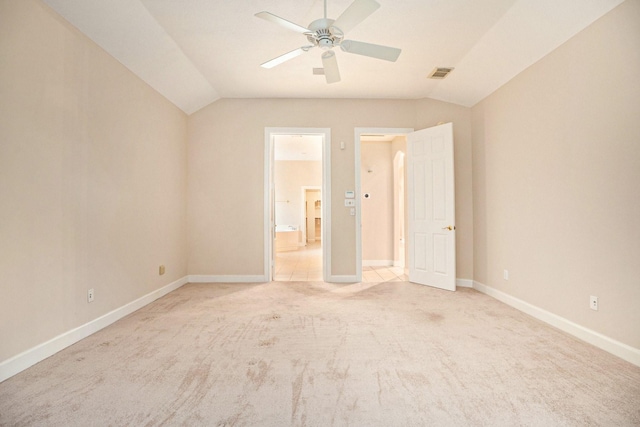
345,199,355,207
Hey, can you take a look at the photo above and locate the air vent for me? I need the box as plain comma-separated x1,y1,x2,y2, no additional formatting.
428,67,455,79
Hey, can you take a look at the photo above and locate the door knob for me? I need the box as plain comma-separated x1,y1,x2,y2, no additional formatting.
442,225,456,231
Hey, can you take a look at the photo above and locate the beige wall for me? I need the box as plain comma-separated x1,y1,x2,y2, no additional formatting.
187,98,473,277
472,0,640,348
361,141,393,262
0,0,188,361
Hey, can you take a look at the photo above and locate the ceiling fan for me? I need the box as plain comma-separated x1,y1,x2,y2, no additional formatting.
255,0,401,84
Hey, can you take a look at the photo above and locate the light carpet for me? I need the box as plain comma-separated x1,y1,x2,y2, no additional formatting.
1,282,639,426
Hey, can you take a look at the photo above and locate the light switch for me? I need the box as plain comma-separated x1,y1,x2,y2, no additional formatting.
345,191,355,199
345,199,355,207
350,208,355,216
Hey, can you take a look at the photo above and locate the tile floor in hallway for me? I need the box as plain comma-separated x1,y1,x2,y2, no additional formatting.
275,242,408,282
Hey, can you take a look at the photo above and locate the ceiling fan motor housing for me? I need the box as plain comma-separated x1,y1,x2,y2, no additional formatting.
307,18,344,50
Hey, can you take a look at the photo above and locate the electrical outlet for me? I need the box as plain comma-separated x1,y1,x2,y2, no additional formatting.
159,265,165,275
503,269,509,280
590,295,598,311
87,288,94,303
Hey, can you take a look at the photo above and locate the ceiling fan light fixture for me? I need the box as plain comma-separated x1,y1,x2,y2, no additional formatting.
321,50,341,84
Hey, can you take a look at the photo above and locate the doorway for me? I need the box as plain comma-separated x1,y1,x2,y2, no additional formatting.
264,128,331,282
357,129,411,283
355,125,456,290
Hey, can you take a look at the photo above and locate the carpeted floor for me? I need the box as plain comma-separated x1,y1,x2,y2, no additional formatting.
1,281,639,426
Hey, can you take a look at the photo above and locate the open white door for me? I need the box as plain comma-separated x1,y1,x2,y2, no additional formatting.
407,123,456,291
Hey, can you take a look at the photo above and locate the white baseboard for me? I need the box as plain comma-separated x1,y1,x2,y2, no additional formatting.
362,260,394,267
0,276,189,383
188,275,267,283
472,281,640,368
456,278,473,288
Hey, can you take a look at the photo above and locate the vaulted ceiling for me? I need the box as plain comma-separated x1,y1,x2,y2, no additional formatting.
42,0,623,114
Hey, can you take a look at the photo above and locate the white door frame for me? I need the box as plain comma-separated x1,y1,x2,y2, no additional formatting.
264,128,331,281
355,127,413,282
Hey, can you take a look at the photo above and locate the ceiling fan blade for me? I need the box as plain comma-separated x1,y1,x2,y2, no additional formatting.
321,51,341,84
255,11,310,34
261,47,311,69
332,0,380,34
340,40,401,62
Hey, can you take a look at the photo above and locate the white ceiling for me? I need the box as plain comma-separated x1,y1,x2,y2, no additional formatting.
42,0,624,115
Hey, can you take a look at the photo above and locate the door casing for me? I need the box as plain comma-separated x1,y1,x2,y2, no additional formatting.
355,128,413,283
264,128,331,281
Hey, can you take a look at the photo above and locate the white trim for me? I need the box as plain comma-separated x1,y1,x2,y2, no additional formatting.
355,128,414,284
354,132,362,282
188,275,267,283
456,278,473,288
362,260,394,267
265,128,331,282
472,281,640,367
263,129,273,282
0,276,188,383
322,131,332,282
